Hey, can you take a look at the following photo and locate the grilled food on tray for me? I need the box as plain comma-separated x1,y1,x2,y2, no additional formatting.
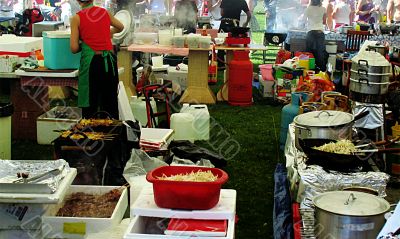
56,189,122,218
312,139,357,155
77,119,115,128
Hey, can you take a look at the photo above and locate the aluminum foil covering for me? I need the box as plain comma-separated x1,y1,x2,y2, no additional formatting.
297,165,390,208
0,160,71,193
352,102,384,129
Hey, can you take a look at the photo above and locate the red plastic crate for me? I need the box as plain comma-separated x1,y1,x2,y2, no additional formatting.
146,166,228,210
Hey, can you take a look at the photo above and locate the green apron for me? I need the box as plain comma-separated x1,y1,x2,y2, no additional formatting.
77,43,116,108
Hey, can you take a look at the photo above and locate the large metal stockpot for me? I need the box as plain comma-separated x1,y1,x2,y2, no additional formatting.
349,78,390,95
293,110,355,145
313,191,390,239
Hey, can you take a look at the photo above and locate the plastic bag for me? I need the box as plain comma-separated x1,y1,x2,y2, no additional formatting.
167,140,227,168
123,149,168,180
171,156,215,168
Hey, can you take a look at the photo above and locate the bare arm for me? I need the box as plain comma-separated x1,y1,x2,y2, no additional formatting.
387,0,394,22
332,5,338,18
356,0,373,16
109,11,124,37
243,10,251,27
70,15,80,53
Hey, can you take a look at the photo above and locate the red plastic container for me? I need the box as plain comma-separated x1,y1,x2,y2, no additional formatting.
146,166,229,210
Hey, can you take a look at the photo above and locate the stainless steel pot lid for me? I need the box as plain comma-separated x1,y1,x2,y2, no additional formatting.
293,110,353,127
313,191,390,216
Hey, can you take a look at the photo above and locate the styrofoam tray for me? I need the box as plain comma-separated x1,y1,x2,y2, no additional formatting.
140,128,174,144
123,216,234,239
0,168,77,204
15,69,79,78
42,185,128,239
132,187,236,220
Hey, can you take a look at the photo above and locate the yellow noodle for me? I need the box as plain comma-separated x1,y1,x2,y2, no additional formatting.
312,139,357,155
157,170,218,182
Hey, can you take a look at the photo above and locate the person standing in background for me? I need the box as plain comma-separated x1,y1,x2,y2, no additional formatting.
387,0,400,22
356,0,379,23
246,0,259,32
70,0,124,119
264,0,276,31
323,0,334,30
332,0,351,27
209,0,222,28
304,0,327,71
217,0,251,68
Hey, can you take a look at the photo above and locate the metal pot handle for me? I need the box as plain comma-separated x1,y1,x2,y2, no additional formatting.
344,193,357,205
314,110,333,118
357,69,368,76
293,124,312,136
358,59,369,67
358,78,370,86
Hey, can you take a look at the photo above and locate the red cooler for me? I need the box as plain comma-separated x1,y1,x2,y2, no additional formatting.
228,51,253,106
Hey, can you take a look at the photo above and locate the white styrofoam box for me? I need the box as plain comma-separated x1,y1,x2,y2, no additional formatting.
180,104,210,141
128,175,152,218
0,55,18,73
36,106,82,145
132,187,236,220
0,229,42,239
0,203,48,229
86,218,131,239
43,185,128,239
124,216,234,239
0,34,42,52
0,168,77,204
141,128,174,144
167,66,188,95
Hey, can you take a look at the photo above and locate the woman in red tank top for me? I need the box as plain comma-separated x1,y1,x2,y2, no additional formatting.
70,0,124,119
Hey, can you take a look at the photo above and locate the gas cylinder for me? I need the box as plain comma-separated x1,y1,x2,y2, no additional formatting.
228,51,253,106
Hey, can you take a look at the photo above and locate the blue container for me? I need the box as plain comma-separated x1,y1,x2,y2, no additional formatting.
279,92,311,150
43,31,81,70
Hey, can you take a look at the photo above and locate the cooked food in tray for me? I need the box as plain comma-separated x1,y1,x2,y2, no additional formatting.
56,189,122,218
77,119,115,128
312,139,357,155
157,170,219,182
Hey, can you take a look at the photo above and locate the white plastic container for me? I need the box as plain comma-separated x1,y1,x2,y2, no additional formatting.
186,34,200,48
172,36,185,48
180,104,210,140
170,113,196,142
36,106,82,145
130,96,157,127
133,32,158,44
325,43,338,54
42,31,81,70
42,185,128,239
158,29,173,46
199,35,211,49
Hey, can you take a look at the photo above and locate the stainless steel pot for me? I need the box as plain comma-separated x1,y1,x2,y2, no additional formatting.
313,191,390,239
340,25,353,34
294,110,354,141
349,78,390,95
351,59,391,75
350,69,390,83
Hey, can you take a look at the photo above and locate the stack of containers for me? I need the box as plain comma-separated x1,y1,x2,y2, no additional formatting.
325,42,338,72
0,160,77,239
258,64,275,98
124,165,235,238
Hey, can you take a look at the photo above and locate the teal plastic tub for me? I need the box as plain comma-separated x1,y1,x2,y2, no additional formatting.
43,31,81,70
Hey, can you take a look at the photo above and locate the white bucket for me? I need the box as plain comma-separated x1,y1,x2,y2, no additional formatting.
180,104,210,140
130,96,157,127
326,43,338,54
151,56,163,67
170,113,196,142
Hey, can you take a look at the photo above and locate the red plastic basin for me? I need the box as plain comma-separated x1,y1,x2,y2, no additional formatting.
146,166,229,210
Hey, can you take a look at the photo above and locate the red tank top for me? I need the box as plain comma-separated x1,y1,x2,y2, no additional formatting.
77,6,113,51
